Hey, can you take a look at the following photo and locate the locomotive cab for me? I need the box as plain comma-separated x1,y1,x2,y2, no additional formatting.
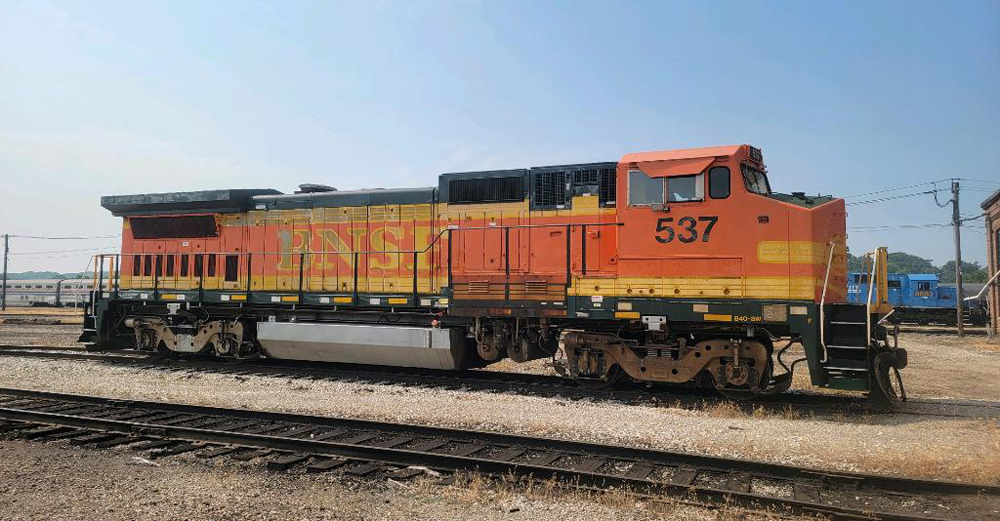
566,144,901,403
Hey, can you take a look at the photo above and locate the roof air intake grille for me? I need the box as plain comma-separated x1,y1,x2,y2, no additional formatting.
598,167,616,206
533,171,567,208
448,177,523,204
130,215,219,239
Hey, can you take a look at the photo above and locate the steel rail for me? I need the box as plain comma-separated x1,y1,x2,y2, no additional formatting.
2,344,998,419
0,387,995,521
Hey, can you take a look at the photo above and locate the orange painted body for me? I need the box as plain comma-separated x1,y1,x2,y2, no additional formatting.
116,144,847,305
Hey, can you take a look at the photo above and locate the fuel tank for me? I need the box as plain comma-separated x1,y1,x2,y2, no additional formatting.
256,322,480,370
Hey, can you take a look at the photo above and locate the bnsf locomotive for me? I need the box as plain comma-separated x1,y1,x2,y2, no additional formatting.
82,145,907,405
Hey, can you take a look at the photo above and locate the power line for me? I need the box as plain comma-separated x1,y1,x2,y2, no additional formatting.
9,245,120,256
957,178,1000,185
842,180,948,199
849,223,950,229
10,249,118,260
13,253,115,260
845,190,941,206
8,234,121,240
848,223,951,232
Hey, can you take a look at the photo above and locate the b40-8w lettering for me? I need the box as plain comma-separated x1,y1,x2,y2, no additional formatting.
655,216,718,243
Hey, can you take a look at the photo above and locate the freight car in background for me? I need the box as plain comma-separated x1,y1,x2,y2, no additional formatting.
81,144,908,406
847,272,987,326
1,279,93,307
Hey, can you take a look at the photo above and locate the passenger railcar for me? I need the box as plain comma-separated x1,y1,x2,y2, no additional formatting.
2,279,92,307
81,145,907,404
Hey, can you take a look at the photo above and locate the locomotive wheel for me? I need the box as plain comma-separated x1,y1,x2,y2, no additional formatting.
576,365,622,390
870,351,905,410
137,329,157,352
476,333,503,362
717,361,770,401
715,341,772,400
507,335,540,363
717,369,766,402
214,335,239,357
236,339,261,359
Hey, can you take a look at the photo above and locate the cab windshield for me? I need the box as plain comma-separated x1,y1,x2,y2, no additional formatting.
740,163,771,195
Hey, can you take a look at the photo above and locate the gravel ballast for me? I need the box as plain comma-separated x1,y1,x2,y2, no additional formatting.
0,350,996,484
2,439,738,521
0,323,997,485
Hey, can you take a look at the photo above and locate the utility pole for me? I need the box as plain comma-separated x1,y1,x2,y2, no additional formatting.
951,180,964,337
1,234,8,311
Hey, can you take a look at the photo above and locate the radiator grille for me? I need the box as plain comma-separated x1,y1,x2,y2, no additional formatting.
598,167,616,206
533,171,567,207
532,164,616,208
448,177,523,204
572,169,600,185
129,215,218,239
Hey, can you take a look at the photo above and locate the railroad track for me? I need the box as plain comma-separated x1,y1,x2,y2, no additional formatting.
1,344,997,419
0,387,996,521
898,326,989,336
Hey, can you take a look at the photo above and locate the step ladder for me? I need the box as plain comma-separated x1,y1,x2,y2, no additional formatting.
818,246,891,388
77,304,98,344
823,303,870,377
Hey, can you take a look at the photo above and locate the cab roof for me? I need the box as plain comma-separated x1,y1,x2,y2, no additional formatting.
620,145,745,164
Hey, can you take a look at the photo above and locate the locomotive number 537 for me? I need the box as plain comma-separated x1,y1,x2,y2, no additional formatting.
655,216,718,243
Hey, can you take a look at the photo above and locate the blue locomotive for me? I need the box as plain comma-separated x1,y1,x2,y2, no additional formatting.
847,273,987,326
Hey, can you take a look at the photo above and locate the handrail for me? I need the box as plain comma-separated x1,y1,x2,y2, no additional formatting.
819,241,835,363
106,222,623,257
93,221,623,301
865,250,878,348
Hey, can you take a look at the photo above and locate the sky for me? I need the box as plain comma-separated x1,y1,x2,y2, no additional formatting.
1,0,998,273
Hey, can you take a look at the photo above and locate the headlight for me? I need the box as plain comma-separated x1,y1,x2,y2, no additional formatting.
762,304,788,322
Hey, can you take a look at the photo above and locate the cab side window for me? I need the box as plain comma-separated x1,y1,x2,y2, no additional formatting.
628,170,663,206
709,167,730,199
666,174,704,202
741,163,771,195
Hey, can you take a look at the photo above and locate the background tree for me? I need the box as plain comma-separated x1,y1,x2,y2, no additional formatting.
938,260,988,283
845,251,988,283
886,252,938,274
846,251,937,274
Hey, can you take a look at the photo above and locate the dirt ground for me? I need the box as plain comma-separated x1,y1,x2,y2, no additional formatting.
0,324,83,346
1,439,748,521
893,332,1000,400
